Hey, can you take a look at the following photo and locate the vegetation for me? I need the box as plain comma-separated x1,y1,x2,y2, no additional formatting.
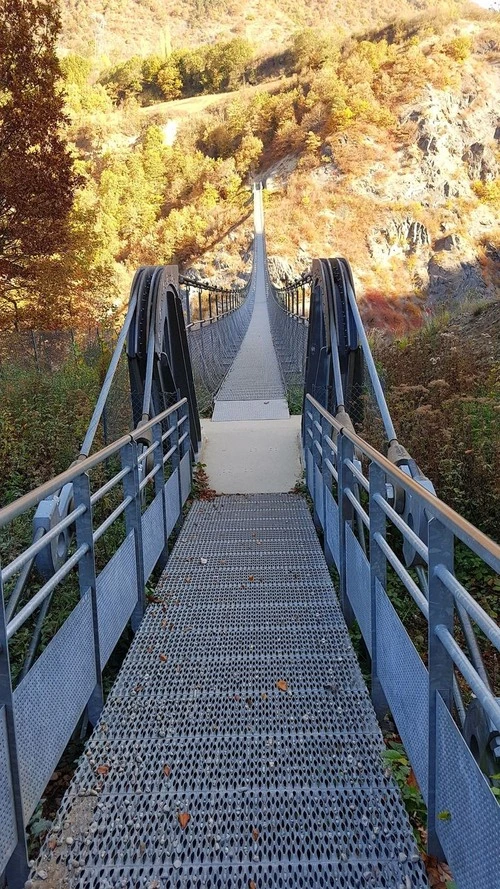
368,308,500,539
100,38,255,104
0,0,77,329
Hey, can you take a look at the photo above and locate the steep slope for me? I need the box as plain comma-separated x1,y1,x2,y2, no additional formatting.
60,0,448,59
259,13,500,329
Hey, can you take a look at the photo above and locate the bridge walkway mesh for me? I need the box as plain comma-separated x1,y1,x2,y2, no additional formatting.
212,194,289,422
36,494,428,889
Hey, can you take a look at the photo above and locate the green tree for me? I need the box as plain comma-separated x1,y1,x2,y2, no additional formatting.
101,56,144,103
234,133,263,176
291,28,337,72
0,0,77,328
156,57,183,100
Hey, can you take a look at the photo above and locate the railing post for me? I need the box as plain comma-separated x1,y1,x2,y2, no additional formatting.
303,405,311,492
73,472,103,725
427,516,454,860
208,292,212,320
121,440,146,632
153,421,169,571
198,290,203,323
215,292,219,318
170,407,183,519
0,570,29,889
338,432,355,627
185,286,191,326
311,405,322,533
369,462,389,721
321,414,335,571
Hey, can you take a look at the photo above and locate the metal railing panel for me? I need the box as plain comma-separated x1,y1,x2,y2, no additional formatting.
141,493,165,582
345,524,371,652
12,590,96,822
435,693,500,886
164,470,180,537
96,532,138,670
376,579,429,800
324,487,340,570
180,451,192,506
314,464,324,530
305,445,314,497
303,393,500,884
0,706,17,874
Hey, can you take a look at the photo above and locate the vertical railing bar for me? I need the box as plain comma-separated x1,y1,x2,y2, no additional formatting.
73,472,103,725
152,420,169,572
321,414,335,572
427,516,455,859
369,462,389,719
338,433,355,627
0,569,29,887
121,441,146,632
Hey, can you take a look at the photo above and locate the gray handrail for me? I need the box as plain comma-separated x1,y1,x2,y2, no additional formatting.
0,399,188,527
306,395,500,569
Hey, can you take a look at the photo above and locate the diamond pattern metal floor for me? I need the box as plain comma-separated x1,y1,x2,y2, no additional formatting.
33,494,428,889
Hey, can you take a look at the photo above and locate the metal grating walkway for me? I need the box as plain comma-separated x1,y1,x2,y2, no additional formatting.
212,192,289,422
34,494,428,889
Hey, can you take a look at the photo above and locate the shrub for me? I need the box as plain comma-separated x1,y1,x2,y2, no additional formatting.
442,35,473,62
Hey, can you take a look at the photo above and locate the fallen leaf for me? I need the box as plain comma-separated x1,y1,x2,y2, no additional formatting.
407,769,419,789
159,653,167,663
261,693,268,701
161,620,167,629
249,881,257,889
163,765,171,778
248,575,255,582
134,684,143,693
96,764,110,776
251,828,260,842
437,810,451,821
47,839,57,851
178,812,190,829
276,680,288,692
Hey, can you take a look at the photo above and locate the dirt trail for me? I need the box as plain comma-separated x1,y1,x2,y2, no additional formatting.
139,76,291,120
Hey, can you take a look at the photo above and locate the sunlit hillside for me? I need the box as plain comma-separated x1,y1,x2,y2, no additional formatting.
60,0,455,58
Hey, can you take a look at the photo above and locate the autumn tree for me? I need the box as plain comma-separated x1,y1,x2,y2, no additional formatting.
0,0,77,328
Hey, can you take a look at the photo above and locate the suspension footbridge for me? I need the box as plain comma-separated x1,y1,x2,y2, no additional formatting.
0,187,499,889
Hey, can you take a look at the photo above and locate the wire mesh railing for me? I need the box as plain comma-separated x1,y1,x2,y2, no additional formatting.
267,275,311,395
180,275,254,415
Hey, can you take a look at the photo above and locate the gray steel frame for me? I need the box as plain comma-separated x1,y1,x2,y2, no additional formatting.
304,394,500,889
0,400,192,887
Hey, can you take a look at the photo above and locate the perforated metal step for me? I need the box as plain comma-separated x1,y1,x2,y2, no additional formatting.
33,494,428,888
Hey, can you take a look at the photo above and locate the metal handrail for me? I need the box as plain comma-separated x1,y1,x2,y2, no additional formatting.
304,393,500,879
306,395,500,569
0,399,188,528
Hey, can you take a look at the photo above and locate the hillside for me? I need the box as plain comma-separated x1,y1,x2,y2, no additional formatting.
50,3,500,336
60,0,447,59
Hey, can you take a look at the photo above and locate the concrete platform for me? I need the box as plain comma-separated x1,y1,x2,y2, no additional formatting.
200,416,302,493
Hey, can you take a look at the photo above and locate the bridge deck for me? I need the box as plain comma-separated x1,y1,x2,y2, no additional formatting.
35,494,427,888
212,193,288,422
